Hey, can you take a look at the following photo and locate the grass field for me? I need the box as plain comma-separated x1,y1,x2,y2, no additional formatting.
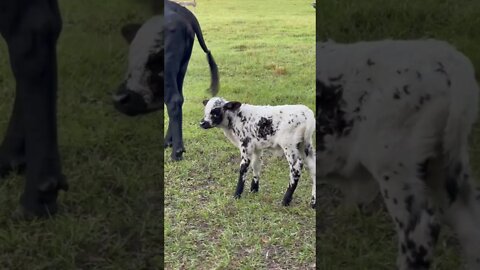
316,0,480,269
0,1,163,269
164,0,316,269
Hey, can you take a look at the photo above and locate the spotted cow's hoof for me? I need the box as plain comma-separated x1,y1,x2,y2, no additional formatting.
234,193,241,199
282,198,292,206
310,197,316,209
250,180,259,193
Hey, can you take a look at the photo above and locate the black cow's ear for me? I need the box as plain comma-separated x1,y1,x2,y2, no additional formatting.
202,99,209,106
121,23,142,44
223,101,242,111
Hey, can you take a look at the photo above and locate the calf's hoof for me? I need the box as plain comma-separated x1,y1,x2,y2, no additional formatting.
310,197,316,209
250,180,259,193
282,197,292,206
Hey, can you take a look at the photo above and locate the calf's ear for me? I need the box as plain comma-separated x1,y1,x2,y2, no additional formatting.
121,23,142,44
202,99,209,106
223,101,242,111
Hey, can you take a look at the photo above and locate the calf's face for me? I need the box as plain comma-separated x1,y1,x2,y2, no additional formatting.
200,97,241,129
113,16,164,116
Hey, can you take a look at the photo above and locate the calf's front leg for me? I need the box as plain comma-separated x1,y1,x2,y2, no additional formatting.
234,147,251,199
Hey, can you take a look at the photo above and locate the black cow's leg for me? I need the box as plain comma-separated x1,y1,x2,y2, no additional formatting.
167,42,193,159
6,2,67,217
164,124,172,148
0,93,26,178
165,27,192,161
164,48,184,161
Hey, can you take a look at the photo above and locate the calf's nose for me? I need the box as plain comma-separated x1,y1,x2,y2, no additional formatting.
200,120,211,129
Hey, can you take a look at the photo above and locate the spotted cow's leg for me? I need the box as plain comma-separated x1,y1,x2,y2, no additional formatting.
442,159,480,270
234,146,251,199
303,142,316,208
372,163,439,270
250,151,261,193
282,146,303,206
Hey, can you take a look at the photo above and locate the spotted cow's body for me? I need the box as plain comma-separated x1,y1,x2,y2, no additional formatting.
201,97,316,207
317,39,480,269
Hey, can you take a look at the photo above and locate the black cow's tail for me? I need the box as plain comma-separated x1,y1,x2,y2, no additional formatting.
173,4,219,96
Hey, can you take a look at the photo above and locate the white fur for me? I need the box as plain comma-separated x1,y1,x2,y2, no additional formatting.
317,39,480,269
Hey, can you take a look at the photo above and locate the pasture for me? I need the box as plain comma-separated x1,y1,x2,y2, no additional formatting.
164,0,316,269
0,0,163,268
316,0,480,269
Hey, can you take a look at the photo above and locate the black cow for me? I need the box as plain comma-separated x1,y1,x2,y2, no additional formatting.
113,0,219,161
0,0,68,218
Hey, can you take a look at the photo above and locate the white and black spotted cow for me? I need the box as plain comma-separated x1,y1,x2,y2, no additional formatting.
200,97,316,208
317,39,480,269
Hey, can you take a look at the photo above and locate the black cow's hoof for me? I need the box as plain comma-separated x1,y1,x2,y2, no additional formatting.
171,148,185,161
164,140,173,148
234,193,241,199
11,203,58,221
171,152,183,161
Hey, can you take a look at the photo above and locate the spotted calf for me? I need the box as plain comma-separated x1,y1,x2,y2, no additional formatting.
200,97,316,208
317,39,480,269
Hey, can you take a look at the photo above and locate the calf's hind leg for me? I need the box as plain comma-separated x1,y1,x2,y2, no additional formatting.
303,143,316,208
442,158,480,270
282,146,303,206
250,151,261,192
372,162,439,270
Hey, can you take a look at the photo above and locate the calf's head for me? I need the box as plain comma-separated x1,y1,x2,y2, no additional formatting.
113,16,164,116
200,97,242,129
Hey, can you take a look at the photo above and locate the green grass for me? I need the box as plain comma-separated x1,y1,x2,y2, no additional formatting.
316,0,480,269
0,1,163,269
164,1,315,269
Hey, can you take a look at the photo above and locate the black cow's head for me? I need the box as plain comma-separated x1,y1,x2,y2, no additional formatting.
200,97,241,129
113,16,164,116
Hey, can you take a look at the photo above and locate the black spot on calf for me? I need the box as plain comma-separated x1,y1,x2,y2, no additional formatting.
405,195,414,213
241,137,251,148
257,117,276,139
